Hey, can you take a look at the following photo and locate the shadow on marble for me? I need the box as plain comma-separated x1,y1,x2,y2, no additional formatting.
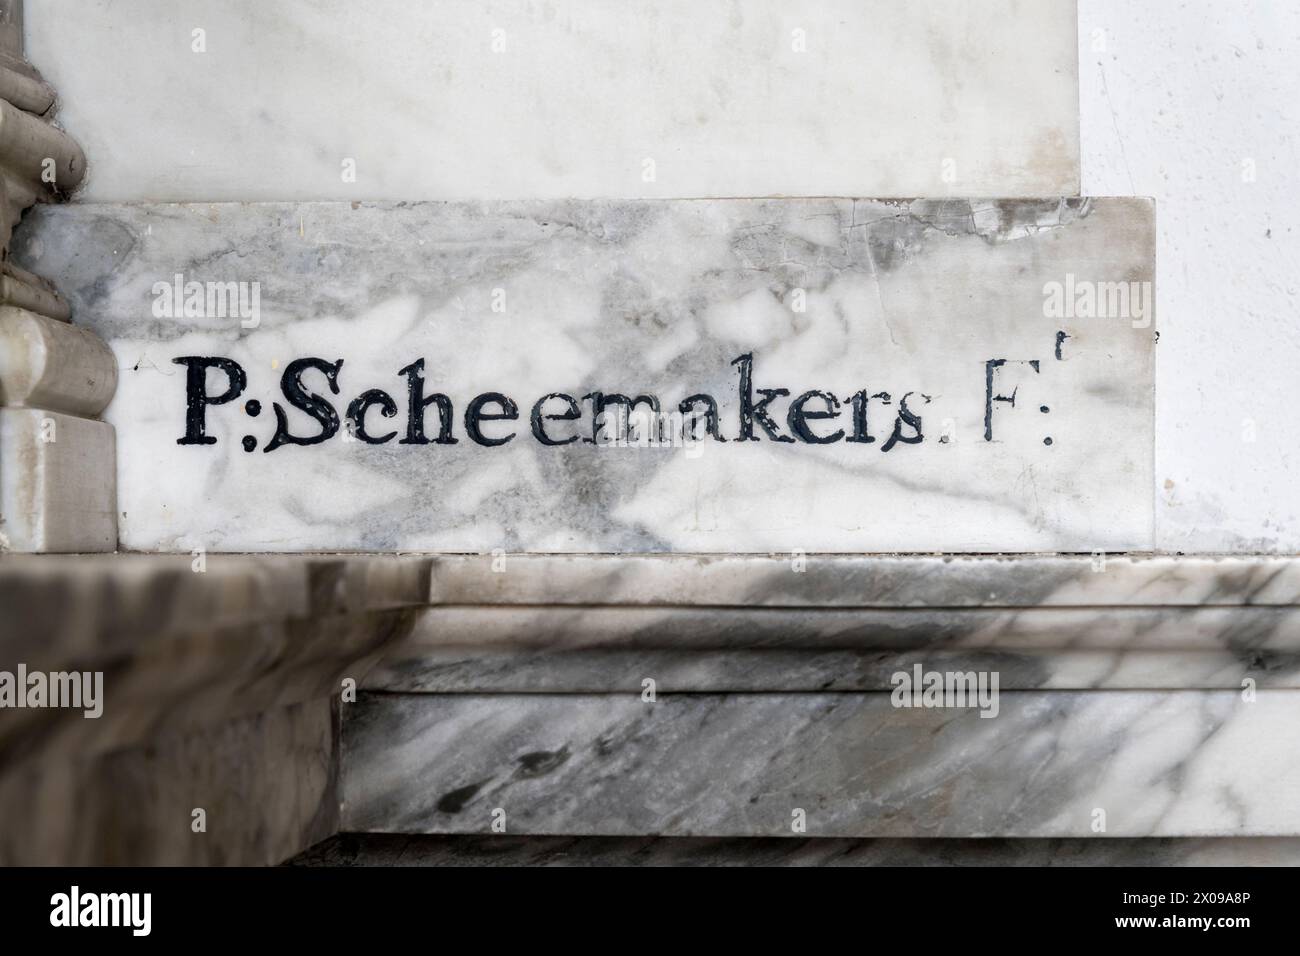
342,690,1300,838
289,832,1300,867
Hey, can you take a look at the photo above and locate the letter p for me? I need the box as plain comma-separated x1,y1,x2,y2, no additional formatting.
174,356,247,445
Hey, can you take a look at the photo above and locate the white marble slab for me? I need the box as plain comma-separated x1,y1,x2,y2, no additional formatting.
26,0,1080,200
15,198,1155,552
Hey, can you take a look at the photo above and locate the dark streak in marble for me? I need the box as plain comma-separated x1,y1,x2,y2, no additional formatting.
341,691,1300,838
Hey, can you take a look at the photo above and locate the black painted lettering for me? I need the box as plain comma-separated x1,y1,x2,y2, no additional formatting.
881,391,929,453
465,392,518,446
583,392,662,444
264,357,343,452
731,352,793,443
531,393,581,446
678,393,726,442
173,356,246,445
847,390,891,444
347,389,399,444
398,358,457,445
787,390,844,444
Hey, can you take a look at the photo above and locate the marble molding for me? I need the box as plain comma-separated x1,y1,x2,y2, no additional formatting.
0,697,339,866
379,605,1300,652
0,553,430,775
291,833,1300,868
0,553,434,865
335,554,1300,845
369,554,1300,691
0,552,433,659
6,552,1300,859
423,553,1300,607
366,646,1300,694
27,0,1081,201
0,608,418,766
16,198,1155,553
340,690,1300,838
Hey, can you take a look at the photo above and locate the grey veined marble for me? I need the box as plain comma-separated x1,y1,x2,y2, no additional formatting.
421,554,1300,607
341,691,1300,838
290,833,1300,868
16,198,1155,552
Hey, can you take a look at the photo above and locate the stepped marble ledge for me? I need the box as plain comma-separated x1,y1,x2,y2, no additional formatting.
371,555,1300,692
292,833,1300,867
382,605,1300,651
0,552,433,665
421,553,1300,607
0,697,338,866
15,198,1154,553
341,691,1300,838
366,646,1300,693
0,552,438,773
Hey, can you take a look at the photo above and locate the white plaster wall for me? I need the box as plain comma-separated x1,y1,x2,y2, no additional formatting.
1079,0,1300,552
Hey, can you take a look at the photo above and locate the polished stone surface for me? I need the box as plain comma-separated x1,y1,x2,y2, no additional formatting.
386,605,1300,651
16,198,1155,552
423,553,1300,607
28,0,1081,201
0,698,338,866
372,554,1300,692
366,646,1300,693
0,552,432,657
291,832,1300,867
0,608,417,765
0,553,436,865
341,690,1300,837
0,553,432,761
4,552,1300,859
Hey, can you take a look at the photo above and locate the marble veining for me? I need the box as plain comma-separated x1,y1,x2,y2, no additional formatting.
365,646,1300,693
291,833,1300,867
387,605,1300,652
422,554,1300,607
341,691,1300,837
15,198,1154,552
